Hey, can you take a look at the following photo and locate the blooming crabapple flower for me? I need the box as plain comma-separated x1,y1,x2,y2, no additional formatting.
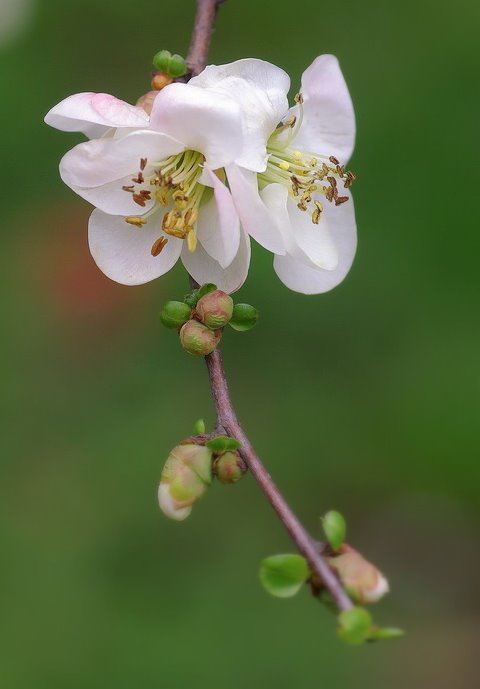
45,87,265,292
192,55,357,294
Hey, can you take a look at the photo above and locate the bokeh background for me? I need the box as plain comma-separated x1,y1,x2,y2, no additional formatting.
1,0,479,686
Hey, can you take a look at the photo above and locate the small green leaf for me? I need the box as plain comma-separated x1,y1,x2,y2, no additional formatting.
196,283,217,299
206,435,241,453
193,419,206,435
322,510,347,551
229,303,259,332
169,54,187,77
337,607,372,645
369,626,405,641
259,554,311,598
184,290,199,308
152,49,171,72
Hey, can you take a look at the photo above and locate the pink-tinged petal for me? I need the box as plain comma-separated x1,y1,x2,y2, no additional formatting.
292,55,356,164
44,92,149,139
191,59,290,171
181,230,251,294
150,83,243,169
88,209,183,285
226,165,286,255
273,195,357,294
60,130,184,190
197,167,240,269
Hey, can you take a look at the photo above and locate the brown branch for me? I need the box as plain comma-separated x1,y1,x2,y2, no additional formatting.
204,348,353,612
183,2,353,612
186,0,225,77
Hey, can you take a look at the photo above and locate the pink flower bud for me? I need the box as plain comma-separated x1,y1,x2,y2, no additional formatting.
195,290,234,330
328,547,389,604
158,443,212,521
179,320,221,356
135,90,159,115
214,451,245,484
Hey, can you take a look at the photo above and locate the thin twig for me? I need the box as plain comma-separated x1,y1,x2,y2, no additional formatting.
204,349,353,612
183,3,353,611
187,0,225,77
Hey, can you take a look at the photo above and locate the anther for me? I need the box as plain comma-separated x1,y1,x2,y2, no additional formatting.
151,236,168,256
132,172,144,184
122,185,134,193
329,156,340,165
133,193,147,207
125,216,147,227
294,93,304,104
335,196,349,206
140,158,147,171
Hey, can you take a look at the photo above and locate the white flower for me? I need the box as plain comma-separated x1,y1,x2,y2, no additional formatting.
192,55,357,294
45,55,356,295
45,87,261,292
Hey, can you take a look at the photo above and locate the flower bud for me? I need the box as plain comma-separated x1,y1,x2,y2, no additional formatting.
151,72,173,91
328,547,389,604
158,443,212,520
160,301,192,329
214,451,245,484
180,320,221,356
196,290,233,330
136,90,158,115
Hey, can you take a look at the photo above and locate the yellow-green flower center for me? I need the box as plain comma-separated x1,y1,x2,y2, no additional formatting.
260,94,356,225
122,150,208,256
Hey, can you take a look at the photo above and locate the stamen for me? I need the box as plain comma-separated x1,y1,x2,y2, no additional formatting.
151,236,168,256
125,216,147,227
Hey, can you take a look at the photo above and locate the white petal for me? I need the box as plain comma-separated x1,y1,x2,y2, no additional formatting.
292,55,356,164
191,59,290,171
88,209,183,285
286,198,339,270
45,92,149,139
60,130,183,193
150,83,243,169
197,167,240,269
226,165,286,255
158,484,191,521
273,196,357,294
181,230,251,294
69,174,156,216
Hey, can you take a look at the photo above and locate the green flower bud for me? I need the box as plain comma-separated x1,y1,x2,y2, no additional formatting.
158,443,212,520
169,54,187,77
328,547,389,604
160,301,192,329
229,303,259,332
136,90,158,115
214,451,245,484
180,320,222,356
152,49,172,72
196,290,233,330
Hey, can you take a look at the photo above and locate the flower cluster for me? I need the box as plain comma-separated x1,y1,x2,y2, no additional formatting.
45,55,357,294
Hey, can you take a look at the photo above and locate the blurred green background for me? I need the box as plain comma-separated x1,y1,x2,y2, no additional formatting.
1,0,479,686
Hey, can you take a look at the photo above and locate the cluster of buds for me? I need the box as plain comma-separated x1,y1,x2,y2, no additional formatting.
158,432,245,521
160,283,258,357
137,50,188,114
